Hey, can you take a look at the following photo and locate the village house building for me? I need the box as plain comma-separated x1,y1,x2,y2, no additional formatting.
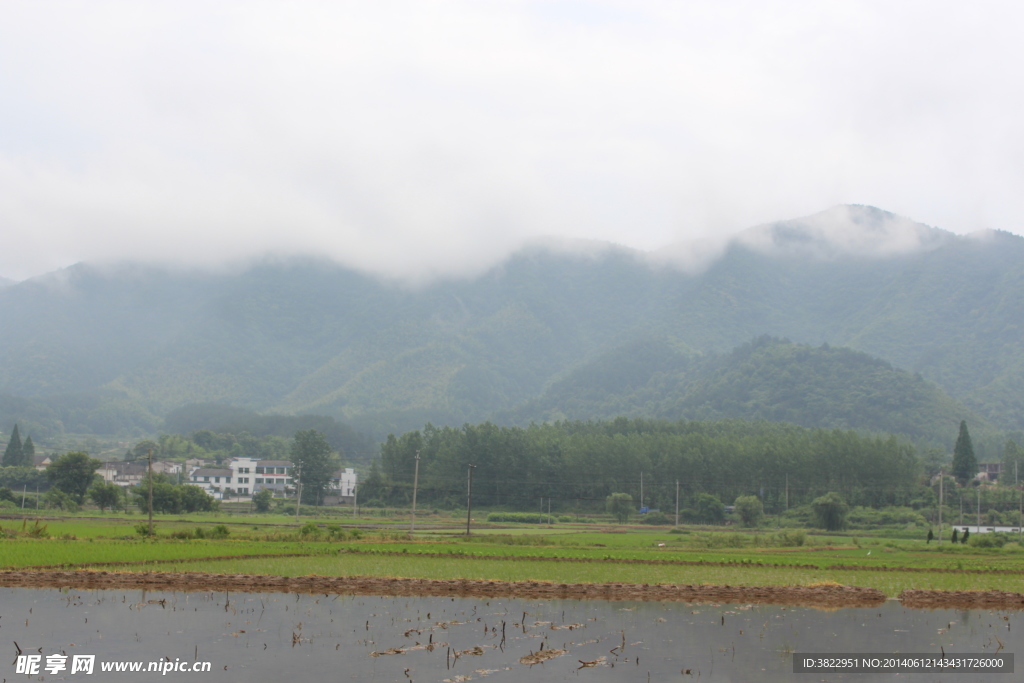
96,461,148,487
330,467,357,503
977,462,1002,482
252,459,294,496
188,467,235,499
183,458,356,503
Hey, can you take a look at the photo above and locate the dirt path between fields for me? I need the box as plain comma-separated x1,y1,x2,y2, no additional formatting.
6,569,1024,609
897,589,1024,610
0,569,885,607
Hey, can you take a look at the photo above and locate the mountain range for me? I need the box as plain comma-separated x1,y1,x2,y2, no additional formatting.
1,205,1022,457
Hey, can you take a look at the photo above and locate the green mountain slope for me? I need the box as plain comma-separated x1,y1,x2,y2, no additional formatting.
503,336,988,450
0,206,1022,441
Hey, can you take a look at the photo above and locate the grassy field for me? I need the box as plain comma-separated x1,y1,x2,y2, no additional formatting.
4,512,1024,597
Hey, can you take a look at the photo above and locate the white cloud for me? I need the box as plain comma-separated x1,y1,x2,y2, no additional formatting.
1,1,1022,281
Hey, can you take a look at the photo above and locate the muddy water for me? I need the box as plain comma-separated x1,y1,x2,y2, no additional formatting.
2,588,1019,682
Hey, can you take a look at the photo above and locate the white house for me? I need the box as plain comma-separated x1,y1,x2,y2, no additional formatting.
252,459,295,496
186,458,354,503
188,467,234,499
331,468,357,502
226,457,257,496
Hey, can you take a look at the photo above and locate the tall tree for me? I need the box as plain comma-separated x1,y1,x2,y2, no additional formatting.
45,452,102,503
951,420,978,484
2,424,23,467
291,429,336,504
357,459,389,504
1003,440,1024,481
605,493,634,523
22,436,35,466
88,481,122,512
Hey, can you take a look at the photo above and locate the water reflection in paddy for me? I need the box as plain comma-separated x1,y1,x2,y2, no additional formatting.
3,587,1019,682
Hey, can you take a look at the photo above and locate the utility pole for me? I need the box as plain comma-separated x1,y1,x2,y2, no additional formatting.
35,484,39,510
410,450,421,534
785,474,789,510
977,485,981,529
675,480,679,528
353,482,358,519
547,497,551,526
21,484,26,510
147,448,154,536
640,471,644,510
466,464,476,536
938,468,943,544
294,464,302,523
1017,461,1022,541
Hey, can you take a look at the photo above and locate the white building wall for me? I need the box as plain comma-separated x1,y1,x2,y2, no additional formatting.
338,468,357,497
227,457,258,496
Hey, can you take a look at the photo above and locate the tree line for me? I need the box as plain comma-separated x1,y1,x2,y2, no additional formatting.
359,418,926,513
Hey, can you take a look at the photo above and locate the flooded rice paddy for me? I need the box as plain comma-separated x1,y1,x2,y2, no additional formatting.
3,587,1020,682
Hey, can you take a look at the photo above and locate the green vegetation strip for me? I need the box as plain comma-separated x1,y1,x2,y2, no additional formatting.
338,548,818,569
15,552,319,571
337,548,1024,576
0,540,322,569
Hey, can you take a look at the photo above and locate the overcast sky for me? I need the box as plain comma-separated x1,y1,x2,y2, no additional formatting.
1,1,1022,282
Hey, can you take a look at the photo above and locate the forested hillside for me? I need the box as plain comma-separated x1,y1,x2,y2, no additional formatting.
503,336,994,452
1,206,1022,445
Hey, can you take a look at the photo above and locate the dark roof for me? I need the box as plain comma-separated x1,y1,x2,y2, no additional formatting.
97,462,147,475
192,468,233,477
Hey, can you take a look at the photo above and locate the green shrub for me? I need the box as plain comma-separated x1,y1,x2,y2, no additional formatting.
692,532,748,548
734,495,764,527
968,532,1011,549
775,529,806,547
43,488,79,512
693,494,725,524
461,534,559,546
556,515,596,523
485,512,553,524
678,508,700,523
639,511,672,525
252,489,273,513
811,492,849,531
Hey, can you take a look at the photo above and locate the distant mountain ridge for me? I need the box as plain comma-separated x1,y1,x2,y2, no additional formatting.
0,205,1022,446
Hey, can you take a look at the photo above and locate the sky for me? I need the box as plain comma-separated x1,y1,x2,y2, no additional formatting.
1,1,1023,282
